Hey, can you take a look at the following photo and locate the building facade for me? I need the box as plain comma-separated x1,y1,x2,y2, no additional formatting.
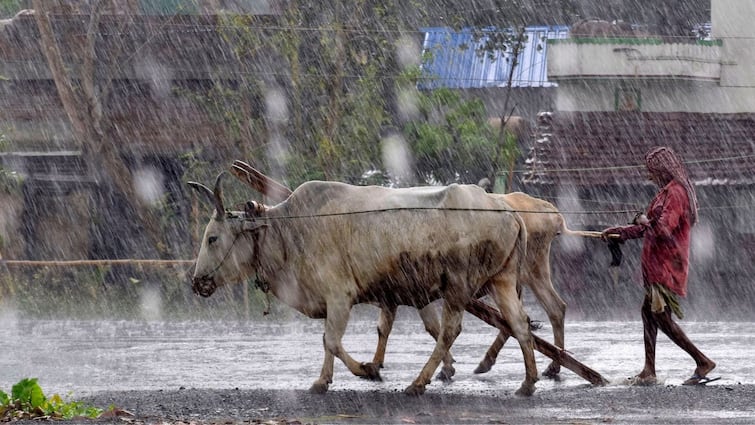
523,0,755,318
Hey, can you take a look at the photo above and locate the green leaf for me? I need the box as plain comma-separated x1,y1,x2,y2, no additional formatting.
0,390,8,406
12,378,38,401
30,385,45,409
12,378,46,410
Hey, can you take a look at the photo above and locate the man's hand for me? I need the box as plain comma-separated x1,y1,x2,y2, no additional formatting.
633,213,649,226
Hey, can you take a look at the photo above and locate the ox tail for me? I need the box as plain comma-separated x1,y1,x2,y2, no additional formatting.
560,222,619,239
561,228,603,239
556,213,600,239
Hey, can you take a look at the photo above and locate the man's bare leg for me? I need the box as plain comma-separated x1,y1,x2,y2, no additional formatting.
654,307,716,378
638,296,659,381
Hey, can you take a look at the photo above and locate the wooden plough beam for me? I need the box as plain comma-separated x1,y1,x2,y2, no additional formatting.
467,299,608,385
230,160,609,386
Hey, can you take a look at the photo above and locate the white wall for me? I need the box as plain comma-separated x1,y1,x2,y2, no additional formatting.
555,80,755,113
552,0,755,113
548,42,721,82
712,0,755,88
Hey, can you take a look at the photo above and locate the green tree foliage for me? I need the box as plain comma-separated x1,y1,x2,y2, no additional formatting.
0,0,24,19
214,1,396,187
200,1,527,188
403,88,499,184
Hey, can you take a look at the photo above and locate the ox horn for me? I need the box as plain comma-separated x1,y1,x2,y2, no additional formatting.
212,171,226,218
187,172,226,219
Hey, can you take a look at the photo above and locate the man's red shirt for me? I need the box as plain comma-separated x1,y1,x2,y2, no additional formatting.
611,181,693,297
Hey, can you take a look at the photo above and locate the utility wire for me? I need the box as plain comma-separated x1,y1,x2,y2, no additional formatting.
33,16,752,42
224,200,755,220
242,205,642,220
510,153,755,175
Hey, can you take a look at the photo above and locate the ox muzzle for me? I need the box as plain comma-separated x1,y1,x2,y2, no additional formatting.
192,276,217,298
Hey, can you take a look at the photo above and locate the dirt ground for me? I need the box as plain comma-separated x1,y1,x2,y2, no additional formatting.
47,383,751,425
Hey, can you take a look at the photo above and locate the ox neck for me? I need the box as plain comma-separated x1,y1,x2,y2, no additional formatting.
252,220,287,290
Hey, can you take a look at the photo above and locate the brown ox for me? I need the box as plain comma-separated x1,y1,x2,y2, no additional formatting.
371,192,573,379
189,175,538,396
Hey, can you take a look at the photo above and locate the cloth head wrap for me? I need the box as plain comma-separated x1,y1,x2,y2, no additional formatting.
645,146,698,225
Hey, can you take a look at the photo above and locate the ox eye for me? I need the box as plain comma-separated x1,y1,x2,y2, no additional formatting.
208,236,218,245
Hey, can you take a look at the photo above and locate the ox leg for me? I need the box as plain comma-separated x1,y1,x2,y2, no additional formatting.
418,303,456,382
528,271,567,379
405,303,463,396
372,304,456,382
371,306,397,369
311,339,336,394
490,276,538,396
474,332,509,374
477,265,567,379
474,283,525,374
311,302,381,394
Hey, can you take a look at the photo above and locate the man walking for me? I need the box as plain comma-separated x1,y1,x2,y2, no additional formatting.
602,146,716,385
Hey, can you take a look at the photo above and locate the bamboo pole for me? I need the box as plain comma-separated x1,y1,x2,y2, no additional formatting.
2,259,194,267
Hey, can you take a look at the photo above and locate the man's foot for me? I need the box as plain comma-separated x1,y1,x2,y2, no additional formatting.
624,374,657,386
683,360,717,385
694,360,716,379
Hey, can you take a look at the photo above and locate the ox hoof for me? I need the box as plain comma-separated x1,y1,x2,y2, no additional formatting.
309,381,330,394
514,383,536,397
404,383,426,397
359,362,383,381
542,362,561,379
435,365,456,382
473,361,494,374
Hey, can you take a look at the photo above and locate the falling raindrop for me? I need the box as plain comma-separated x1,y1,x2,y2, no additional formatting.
133,166,165,206
396,87,420,122
138,284,163,321
264,86,289,123
691,222,715,263
380,133,414,186
394,35,420,68
557,186,585,255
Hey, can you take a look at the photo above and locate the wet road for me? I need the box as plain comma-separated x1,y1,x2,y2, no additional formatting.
1,305,752,398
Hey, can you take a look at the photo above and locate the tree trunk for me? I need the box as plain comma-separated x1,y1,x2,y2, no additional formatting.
496,27,526,193
32,0,168,258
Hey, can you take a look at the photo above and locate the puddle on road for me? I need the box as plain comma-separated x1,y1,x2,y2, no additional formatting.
1,313,752,398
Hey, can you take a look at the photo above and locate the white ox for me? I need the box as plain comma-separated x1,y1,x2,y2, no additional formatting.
189,174,538,396
371,192,570,379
